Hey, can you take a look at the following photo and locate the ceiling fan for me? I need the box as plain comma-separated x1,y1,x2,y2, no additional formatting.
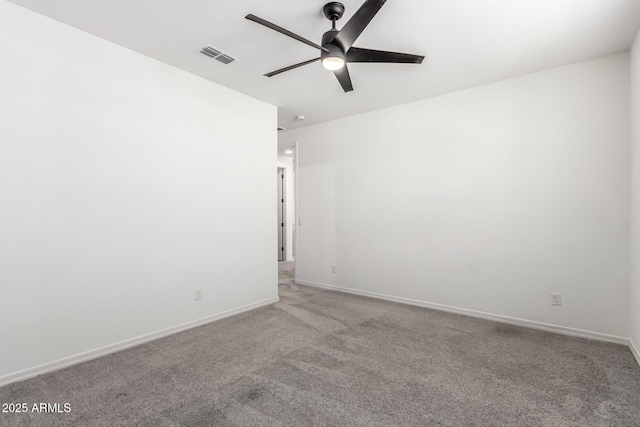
246,0,424,93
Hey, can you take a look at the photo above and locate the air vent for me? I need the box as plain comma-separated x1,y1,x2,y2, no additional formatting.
200,45,237,65
200,46,222,58
216,54,235,65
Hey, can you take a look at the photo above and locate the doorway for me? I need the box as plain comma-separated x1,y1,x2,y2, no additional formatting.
277,143,297,284
277,167,286,262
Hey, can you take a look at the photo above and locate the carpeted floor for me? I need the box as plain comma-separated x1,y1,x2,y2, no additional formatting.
2,261,640,426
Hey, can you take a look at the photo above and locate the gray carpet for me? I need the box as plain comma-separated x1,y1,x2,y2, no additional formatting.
2,261,640,426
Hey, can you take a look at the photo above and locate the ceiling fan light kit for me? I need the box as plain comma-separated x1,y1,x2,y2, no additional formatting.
322,46,346,71
246,0,424,93
322,55,345,71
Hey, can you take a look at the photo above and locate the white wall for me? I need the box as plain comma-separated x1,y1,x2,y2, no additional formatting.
0,2,277,383
281,53,630,340
277,155,296,261
631,29,640,362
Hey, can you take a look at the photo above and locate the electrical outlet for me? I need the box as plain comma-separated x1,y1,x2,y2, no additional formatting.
195,288,203,301
551,293,561,306
331,265,336,273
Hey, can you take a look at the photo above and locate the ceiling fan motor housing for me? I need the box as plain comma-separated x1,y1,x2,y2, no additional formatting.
323,2,345,21
321,29,345,61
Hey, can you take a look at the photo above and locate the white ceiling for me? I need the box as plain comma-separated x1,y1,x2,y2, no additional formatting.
8,0,640,131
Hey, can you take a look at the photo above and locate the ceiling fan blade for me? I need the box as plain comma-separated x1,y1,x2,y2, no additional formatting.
246,14,329,52
333,64,354,93
333,0,387,51
264,58,321,77
347,47,424,64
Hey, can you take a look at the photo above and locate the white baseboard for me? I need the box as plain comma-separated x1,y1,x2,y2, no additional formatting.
296,280,629,345
0,296,279,388
630,339,640,367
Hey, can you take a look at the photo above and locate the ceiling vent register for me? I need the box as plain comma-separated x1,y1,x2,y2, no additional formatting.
200,45,237,65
